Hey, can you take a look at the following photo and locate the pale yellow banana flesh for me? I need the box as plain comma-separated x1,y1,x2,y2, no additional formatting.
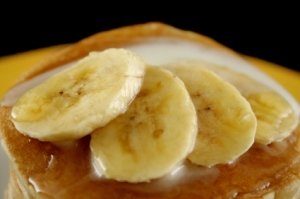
248,91,298,144
165,65,257,167
178,60,299,144
90,67,197,183
11,49,145,141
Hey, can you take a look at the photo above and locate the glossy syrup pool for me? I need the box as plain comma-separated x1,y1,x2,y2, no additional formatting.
25,126,300,199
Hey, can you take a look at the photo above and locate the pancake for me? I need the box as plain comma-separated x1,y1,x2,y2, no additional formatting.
1,22,300,199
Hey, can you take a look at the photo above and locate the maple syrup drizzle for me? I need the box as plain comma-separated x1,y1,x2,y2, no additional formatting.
22,127,300,198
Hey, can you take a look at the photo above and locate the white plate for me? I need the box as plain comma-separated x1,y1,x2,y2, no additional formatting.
0,145,9,198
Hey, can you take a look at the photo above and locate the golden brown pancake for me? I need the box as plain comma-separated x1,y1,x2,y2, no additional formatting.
1,23,300,199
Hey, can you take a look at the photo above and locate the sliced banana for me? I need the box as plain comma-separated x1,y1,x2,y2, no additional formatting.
90,67,197,183
178,60,299,144
11,49,145,142
248,91,298,144
165,65,256,167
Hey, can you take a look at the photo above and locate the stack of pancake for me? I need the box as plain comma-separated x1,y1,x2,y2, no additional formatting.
1,23,299,199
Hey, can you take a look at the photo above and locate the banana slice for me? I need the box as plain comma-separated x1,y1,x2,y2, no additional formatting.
178,60,299,144
90,67,197,183
11,49,145,142
165,65,256,167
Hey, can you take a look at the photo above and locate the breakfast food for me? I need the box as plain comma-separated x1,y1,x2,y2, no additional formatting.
0,22,299,199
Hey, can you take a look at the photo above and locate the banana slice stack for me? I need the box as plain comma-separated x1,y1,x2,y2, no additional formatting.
11,48,299,183
167,60,299,145
165,65,256,167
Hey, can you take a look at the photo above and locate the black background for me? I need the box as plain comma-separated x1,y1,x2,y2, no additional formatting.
0,13,299,72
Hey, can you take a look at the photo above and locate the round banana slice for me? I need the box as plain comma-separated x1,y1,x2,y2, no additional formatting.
90,67,197,183
11,49,145,142
180,60,299,145
165,65,257,167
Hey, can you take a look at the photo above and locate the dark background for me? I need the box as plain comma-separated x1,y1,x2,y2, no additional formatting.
0,14,299,72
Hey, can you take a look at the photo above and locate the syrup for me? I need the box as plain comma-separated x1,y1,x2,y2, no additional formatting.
22,126,300,199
